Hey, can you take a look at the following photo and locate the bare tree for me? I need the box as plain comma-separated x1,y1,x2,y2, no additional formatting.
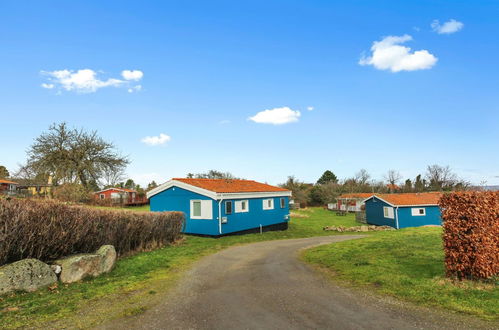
385,170,402,191
425,164,458,191
25,122,129,189
101,167,126,188
355,169,371,185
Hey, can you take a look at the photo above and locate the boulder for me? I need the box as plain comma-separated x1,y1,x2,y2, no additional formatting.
0,258,57,295
96,245,116,273
54,254,102,283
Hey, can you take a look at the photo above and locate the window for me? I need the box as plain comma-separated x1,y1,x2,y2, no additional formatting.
280,198,286,208
383,206,394,219
235,200,249,213
411,208,426,216
225,201,233,215
99,194,105,200
190,200,213,219
262,198,274,210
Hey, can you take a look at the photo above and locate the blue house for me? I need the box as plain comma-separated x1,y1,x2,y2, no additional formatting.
363,192,443,229
147,178,292,236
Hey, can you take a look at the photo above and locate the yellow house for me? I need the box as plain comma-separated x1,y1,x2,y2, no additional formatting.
18,176,53,197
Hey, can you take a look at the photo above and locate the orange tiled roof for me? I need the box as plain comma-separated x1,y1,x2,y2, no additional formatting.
0,179,18,185
338,193,373,199
173,178,289,193
374,192,443,206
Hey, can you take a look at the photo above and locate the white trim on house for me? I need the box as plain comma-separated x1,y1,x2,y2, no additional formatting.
235,200,249,213
190,200,213,219
383,206,395,219
411,207,426,216
95,188,136,194
146,179,292,200
262,198,274,210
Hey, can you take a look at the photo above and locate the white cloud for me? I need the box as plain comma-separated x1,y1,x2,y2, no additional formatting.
41,69,143,93
122,70,144,81
219,120,231,125
307,106,314,111
141,133,171,146
248,107,301,125
128,85,142,93
359,35,437,72
431,19,464,34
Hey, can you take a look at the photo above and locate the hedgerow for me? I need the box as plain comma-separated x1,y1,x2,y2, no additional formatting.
440,191,499,280
0,198,184,265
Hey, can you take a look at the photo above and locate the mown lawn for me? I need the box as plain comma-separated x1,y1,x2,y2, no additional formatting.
0,207,358,328
303,227,499,320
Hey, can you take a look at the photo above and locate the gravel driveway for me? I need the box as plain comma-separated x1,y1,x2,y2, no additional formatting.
100,235,496,330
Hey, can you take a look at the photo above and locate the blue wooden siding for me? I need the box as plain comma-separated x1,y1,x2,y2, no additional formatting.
365,197,396,227
397,206,441,228
150,186,290,236
365,196,441,229
219,197,289,235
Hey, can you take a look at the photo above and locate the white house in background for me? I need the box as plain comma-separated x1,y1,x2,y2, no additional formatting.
328,193,373,212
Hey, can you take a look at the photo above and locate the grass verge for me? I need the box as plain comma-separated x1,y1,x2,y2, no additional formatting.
0,207,359,328
303,227,499,320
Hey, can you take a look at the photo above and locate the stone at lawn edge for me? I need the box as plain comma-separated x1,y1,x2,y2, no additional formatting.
0,258,57,295
96,245,117,273
54,254,102,283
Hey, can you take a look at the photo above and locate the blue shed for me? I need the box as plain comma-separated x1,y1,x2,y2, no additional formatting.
363,192,443,229
146,178,292,236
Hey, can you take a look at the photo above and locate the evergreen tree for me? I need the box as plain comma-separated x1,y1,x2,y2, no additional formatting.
316,170,338,185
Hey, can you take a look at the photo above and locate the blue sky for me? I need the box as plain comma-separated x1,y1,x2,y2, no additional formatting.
1,1,498,186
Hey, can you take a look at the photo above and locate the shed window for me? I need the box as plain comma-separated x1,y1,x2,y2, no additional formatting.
383,206,394,219
280,198,286,208
411,208,426,216
190,200,213,219
263,198,274,210
99,194,105,200
225,201,233,215
235,200,249,213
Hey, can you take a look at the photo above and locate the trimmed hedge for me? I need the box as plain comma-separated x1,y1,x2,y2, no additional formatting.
0,198,184,266
440,191,499,280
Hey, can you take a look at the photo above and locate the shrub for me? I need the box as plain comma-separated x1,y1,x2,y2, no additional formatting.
440,191,499,280
0,199,184,265
52,183,89,203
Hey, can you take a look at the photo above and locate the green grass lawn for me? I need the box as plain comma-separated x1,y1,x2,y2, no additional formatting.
303,227,499,320
0,207,359,328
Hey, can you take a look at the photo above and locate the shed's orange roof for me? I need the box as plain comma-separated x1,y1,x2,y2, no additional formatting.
374,192,443,206
173,178,289,193
0,179,18,185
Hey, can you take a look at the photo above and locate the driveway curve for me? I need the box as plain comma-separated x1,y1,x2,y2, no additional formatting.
101,235,495,330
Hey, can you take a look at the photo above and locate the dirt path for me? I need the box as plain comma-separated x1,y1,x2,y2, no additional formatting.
100,235,496,330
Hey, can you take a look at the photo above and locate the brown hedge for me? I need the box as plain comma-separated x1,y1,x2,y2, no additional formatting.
0,198,184,266
440,191,499,280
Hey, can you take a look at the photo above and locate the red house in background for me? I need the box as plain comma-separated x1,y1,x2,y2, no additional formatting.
94,188,138,204
0,179,18,195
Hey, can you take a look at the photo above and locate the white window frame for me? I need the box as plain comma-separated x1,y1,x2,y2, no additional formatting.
280,197,285,208
383,206,394,219
235,200,249,213
262,198,274,210
411,207,426,216
190,200,213,220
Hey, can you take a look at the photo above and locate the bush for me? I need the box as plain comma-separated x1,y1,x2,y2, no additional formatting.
0,199,184,265
52,183,89,203
440,191,499,280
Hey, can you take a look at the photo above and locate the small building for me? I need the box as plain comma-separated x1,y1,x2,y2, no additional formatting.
328,193,373,212
95,188,137,204
0,179,18,195
363,192,443,229
147,178,292,236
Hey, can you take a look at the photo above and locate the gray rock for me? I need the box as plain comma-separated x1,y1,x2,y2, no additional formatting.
96,245,116,273
0,258,57,295
54,254,102,283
